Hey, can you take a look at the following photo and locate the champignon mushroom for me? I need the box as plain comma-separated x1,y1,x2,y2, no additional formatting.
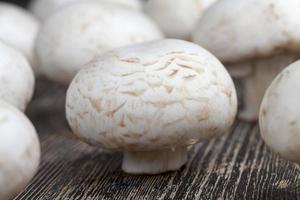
0,101,40,200
36,2,163,85
0,2,39,72
29,0,143,21
145,0,218,40
0,41,35,111
66,39,237,174
259,60,300,164
192,0,300,121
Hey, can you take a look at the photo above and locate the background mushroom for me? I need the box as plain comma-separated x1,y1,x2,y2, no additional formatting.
0,101,40,200
0,41,35,111
29,0,143,21
36,1,163,85
0,2,39,72
192,0,300,121
260,60,300,164
66,39,237,174
145,0,219,40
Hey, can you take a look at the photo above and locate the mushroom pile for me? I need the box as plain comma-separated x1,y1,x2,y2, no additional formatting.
3,0,300,197
0,3,41,199
66,39,237,174
30,0,236,175
192,0,300,121
0,40,39,200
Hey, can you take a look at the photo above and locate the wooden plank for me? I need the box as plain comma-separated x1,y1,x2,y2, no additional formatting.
15,79,300,199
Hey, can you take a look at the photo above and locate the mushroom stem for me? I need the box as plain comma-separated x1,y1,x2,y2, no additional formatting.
228,54,298,122
239,67,278,122
122,147,188,174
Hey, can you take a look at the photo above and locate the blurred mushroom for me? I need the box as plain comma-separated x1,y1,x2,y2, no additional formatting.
0,101,40,200
0,2,39,73
66,39,237,174
29,0,143,21
0,41,35,111
260,60,300,164
36,2,163,85
145,0,218,40
193,0,300,121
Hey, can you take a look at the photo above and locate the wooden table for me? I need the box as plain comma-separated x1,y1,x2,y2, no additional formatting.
14,79,300,200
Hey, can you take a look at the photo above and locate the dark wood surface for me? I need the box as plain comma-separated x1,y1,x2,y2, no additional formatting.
13,79,300,200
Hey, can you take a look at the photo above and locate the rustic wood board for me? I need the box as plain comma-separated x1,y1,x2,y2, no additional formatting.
13,79,300,200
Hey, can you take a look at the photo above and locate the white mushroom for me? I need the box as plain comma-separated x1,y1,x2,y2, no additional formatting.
145,0,219,40
0,2,39,72
0,101,40,200
260,60,300,164
66,39,237,174
36,2,163,84
0,41,35,111
192,0,300,121
29,0,143,21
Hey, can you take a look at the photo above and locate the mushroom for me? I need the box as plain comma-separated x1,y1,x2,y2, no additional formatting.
0,2,39,72
259,60,300,164
145,0,219,40
0,101,40,200
66,39,237,174
0,41,35,111
36,2,163,85
29,0,143,21
192,0,300,121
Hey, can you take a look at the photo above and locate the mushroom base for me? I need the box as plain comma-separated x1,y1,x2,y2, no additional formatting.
122,147,188,174
227,54,298,122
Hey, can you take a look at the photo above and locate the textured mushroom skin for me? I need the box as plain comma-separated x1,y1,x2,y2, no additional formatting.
0,42,35,111
260,61,300,163
0,101,40,200
30,0,142,21
145,0,218,40
0,3,39,72
36,2,163,84
66,39,237,152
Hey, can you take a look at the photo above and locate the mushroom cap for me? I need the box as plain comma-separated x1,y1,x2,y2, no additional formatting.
29,0,143,21
192,0,300,63
260,60,300,163
0,2,39,71
0,41,35,111
66,39,237,152
0,101,40,200
145,0,218,40
36,2,163,84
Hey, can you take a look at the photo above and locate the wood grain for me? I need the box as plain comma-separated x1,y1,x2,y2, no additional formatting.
14,79,300,200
